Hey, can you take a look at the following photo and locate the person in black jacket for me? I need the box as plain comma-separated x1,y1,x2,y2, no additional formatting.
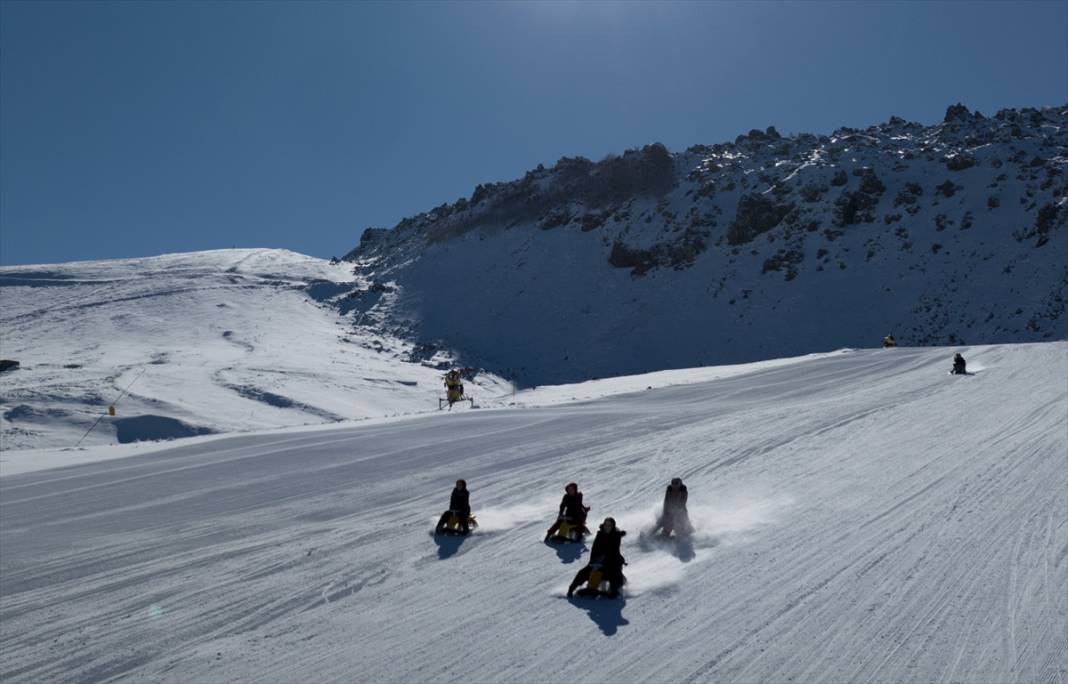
567,518,627,598
655,477,692,538
545,482,590,540
435,479,471,534
952,353,967,374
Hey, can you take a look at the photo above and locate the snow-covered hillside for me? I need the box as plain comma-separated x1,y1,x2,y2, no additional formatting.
1,342,1064,683
345,104,1068,385
0,249,509,450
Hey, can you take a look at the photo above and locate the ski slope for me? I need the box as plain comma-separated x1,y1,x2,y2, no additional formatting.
1,343,1066,683
0,249,510,450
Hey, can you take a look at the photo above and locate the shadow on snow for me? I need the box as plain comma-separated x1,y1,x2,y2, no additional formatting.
545,539,586,564
673,537,696,562
568,596,629,636
431,532,467,560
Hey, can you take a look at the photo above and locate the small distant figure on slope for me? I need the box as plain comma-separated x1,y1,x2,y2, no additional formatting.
568,518,627,598
882,334,897,348
653,477,693,539
435,479,476,535
951,353,967,375
545,482,591,543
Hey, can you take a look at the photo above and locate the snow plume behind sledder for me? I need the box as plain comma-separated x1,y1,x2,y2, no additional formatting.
633,496,792,548
471,498,556,534
623,492,792,595
345,103,1068,387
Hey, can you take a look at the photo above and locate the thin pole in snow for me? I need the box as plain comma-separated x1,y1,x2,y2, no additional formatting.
75,367,147,448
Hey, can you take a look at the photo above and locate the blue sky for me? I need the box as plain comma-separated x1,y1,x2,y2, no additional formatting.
1,1,1065,265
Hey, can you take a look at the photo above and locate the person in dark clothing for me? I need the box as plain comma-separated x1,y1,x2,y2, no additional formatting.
567,518,627,598
545,482,591,540
952,353,967,374
656,477,692,538
435,479,471,534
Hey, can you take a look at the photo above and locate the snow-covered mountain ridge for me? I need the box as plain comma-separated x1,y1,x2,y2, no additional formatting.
345,103,1067,385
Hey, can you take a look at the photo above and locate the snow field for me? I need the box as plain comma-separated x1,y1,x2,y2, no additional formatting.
1,342,1065,683
0,249,511,450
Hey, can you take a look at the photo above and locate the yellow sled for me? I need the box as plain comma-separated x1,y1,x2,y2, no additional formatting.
559,519,576,540
441,512,478,534
549,517,587,543
586,567,606,593
575,565,615,597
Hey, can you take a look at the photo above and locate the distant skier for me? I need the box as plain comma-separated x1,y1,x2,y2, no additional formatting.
655,477,692,538
435,479,471,534
567,518,627,598
882,334,896,348
951,353,967,375
545,482,591,541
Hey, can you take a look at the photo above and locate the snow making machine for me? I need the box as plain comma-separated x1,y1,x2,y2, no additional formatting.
439,369,474,410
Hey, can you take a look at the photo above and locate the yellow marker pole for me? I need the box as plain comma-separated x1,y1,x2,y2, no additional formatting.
75,367,146,447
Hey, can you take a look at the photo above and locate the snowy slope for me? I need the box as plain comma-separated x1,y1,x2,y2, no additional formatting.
345,104,1068,385
1,342,1064,683
0,349,845,476
0,249,510,450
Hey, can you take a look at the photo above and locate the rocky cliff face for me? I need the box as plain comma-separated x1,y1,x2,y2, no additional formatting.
340,104,1067,386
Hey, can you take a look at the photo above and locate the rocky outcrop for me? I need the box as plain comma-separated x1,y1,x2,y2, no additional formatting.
728,195,794,245
341,103,1068,385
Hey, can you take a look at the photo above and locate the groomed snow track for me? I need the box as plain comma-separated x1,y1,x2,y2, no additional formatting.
1,343,1066,683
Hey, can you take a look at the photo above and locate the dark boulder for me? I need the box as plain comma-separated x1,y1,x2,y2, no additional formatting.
935,180,960,198
833,169,886,227
945,154,976,171
727,194,794,245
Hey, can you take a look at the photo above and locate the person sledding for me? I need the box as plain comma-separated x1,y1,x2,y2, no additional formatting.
545,482,591,542
951,353,967,375
653,477,693,539
567,518,627,598
435,479,476,535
